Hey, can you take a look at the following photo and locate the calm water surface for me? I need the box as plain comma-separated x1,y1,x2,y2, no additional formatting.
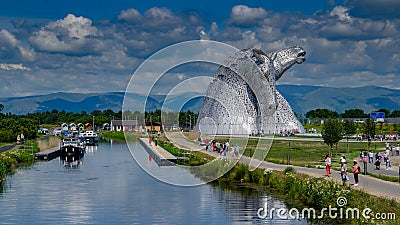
0,142,308,224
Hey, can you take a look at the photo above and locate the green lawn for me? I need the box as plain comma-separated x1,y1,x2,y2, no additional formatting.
216,138,386,167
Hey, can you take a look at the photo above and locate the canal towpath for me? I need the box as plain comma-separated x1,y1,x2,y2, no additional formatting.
0,144,17,153
166,132,400,202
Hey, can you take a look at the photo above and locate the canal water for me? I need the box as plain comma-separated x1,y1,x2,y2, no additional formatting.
0,142,308,224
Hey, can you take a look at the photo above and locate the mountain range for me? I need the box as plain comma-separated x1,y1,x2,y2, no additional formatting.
1,85,399,115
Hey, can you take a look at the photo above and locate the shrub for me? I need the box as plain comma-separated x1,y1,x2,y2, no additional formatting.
0,160,7,179
234,164,247,181
284,166,296,174
0,129,14,142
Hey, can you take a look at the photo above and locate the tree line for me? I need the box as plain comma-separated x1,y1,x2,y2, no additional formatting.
0,104,198,142
305,108,400,119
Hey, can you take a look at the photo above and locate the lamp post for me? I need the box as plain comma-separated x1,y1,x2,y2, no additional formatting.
189,114,192,131
93,116,95,131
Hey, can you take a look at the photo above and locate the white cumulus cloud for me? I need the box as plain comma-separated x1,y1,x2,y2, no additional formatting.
118,8,142,23
29,14,102,56
0,63,30,71
229,5,267,26
330,6,352,21
0,29,35,62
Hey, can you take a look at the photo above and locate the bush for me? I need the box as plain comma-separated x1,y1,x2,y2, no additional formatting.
284,166,296,174
0,160,7,179
234,164,247,181
248,168,264,184
0,129,14,142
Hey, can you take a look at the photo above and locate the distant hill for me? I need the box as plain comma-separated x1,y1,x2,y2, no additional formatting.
0,91,203,114
0,85,399,114
276,85,400,114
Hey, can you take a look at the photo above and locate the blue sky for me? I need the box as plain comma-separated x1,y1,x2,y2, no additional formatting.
0,0,400,97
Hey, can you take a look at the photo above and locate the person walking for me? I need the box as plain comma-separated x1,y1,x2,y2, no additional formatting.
217,144,222,155
234,145,239,158
325,154,331,177
340,154,346,163
368,151,373,163
223,142,229,156
352,160,360,186
340,158,349,186
375,156,381,170
386,156,391,170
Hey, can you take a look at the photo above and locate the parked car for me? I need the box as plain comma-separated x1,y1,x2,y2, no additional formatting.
38,128,49,135
354,119,365,124
52,128,62,136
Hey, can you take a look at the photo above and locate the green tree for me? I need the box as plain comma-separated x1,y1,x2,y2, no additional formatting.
363,118,376,151
90,110,103,117
376,108,390,117
321,119,343,156
0,103,4,112
0,117,38,142
389,110,400,118
306,108,339,119
343,120,357,152
340,109,367,118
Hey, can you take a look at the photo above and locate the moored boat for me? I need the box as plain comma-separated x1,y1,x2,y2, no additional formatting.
60,137,86,157
79,130,99,146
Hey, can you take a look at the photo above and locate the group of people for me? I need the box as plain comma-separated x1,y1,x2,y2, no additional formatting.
325,145,398,186
356,134,398,142
16,133,25,144
358,147,394,170
204,140,241,158
385,142,400,155
148,136,158,146
372,151,393,170
325,154,360,186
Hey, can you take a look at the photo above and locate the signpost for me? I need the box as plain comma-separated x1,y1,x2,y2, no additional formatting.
370,112,385,123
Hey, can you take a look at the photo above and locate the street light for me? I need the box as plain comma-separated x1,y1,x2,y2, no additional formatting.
189,114,192,131
93,115,95,131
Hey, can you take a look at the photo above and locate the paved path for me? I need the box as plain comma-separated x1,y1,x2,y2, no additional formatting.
215,134,400,143
139,138,176,159
166,132,400,202
0,144,17,153
360,157,400,177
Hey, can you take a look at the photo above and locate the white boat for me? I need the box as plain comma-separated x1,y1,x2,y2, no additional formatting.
60,137,86,157
79,131,99,146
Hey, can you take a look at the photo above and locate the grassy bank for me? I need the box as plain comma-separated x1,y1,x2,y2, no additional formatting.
367,172,399,183
215,138,386,168
205,162,399,224
37,136,60,151
158,139,214,166
0,141,40,184
102,131,144,142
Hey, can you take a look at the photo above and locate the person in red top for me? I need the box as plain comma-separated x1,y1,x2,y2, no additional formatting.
352,160,360,186
325,154,331,177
